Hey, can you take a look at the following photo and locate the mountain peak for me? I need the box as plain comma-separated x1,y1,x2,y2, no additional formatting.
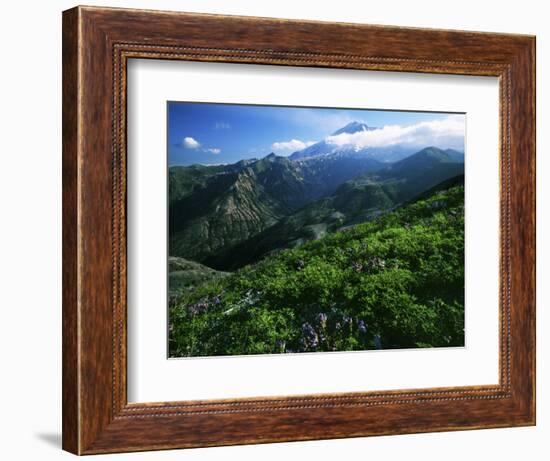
391,146,457,171
261,153,290,164
416,146,453,160
331,121,372,136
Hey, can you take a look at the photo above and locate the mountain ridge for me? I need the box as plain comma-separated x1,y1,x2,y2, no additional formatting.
289,120,464,163
169,120,464,267
169,150,387,262
203,146,463,270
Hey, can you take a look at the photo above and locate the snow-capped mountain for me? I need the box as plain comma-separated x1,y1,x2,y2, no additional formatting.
330,121,374,136
289,120,463,164
289,121,416,163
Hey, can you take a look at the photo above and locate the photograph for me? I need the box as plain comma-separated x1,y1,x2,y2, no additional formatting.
41,2,537,456
167,102,466,358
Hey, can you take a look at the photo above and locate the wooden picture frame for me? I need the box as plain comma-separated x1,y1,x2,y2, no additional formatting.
62,5,536,455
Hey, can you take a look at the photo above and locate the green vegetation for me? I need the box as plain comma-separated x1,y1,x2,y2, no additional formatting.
169,183,464,357
168,257,229,298
202,148,464,270
168,153,384,265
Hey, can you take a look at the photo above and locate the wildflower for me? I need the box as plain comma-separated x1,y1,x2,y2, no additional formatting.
342,315,353,330
275,339,286,352
187,299,208,315
351,261,363,272
367,256,386,270
301,322,319,349
427,200,446,209
316,312,328,328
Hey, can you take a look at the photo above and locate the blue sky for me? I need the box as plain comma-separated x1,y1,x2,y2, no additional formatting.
167,102,464,166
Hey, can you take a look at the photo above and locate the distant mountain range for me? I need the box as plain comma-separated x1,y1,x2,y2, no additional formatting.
169,151,384,262
289,121,418,163
203,148,464,270
169,121,464,270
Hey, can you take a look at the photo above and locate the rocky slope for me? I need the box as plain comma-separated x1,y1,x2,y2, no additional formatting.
169,153,384,262
203,147,464,270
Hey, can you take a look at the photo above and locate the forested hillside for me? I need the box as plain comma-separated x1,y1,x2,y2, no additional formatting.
169,181,464,357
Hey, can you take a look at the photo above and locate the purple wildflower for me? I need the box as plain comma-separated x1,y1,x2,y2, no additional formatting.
316,312,328,328
187,299,208,315
275,339,286,352
301,322,319,349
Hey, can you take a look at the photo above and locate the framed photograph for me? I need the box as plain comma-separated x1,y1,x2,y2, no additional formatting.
62,6,535,455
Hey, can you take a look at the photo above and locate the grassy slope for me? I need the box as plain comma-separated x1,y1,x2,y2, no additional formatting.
169,183,465,357
169,257,229,299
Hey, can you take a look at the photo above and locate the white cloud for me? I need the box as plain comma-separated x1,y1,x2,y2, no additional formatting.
271,139,316,152
325,115,465,151
215,122,230,130
182,137,200,149
181,137,221,154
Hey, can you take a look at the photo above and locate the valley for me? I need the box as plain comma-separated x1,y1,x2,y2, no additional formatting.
169,144,464,271
167,119,465,356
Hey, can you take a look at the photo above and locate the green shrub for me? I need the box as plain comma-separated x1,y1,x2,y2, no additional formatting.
169,185,464,357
